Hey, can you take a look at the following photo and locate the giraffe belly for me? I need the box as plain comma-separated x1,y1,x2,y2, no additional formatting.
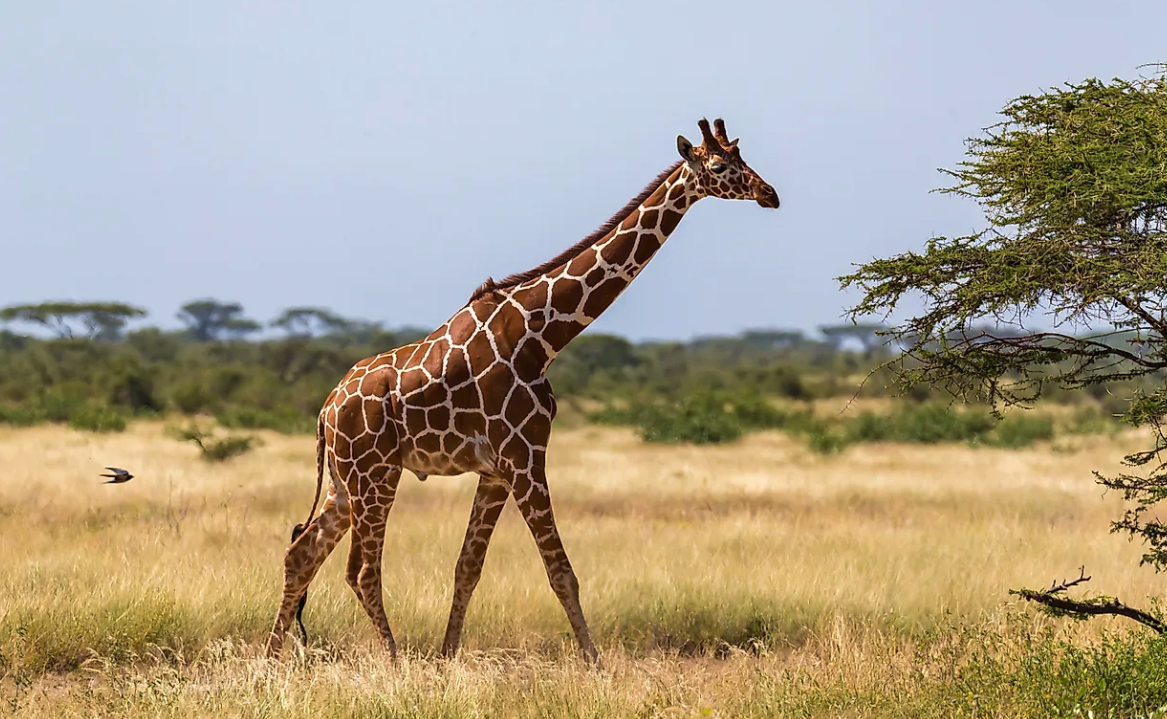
400,452,474,478
397,406,492,479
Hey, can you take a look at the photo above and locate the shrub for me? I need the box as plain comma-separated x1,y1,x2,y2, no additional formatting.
947,619,1167,716
724,395,786,429
199,435,255,462
68,407,127,433
765,366,811,399
589,392,820,445
635,394,745,445
168,379,216,415
980,413,1054,448
590,393,743,445
807,430,850,454
169,424,258,462
215,406,315,434
37,388,88,423
1063,406,1124,436
0,404,46,427
101,357,162,413
826,405,1054,451
846,403,997,444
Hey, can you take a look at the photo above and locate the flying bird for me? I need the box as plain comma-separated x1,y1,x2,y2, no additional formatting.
99,467,134,484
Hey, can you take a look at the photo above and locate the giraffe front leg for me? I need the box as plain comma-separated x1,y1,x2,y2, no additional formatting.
512,466,599,665
441,475,510,658
347,468,401,658
265,486,351,658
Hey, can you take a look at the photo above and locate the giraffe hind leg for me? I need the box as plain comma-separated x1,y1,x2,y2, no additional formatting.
265,487,351,658
344,466,402,657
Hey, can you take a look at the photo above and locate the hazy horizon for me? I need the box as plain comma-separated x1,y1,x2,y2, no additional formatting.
2,1,1164,342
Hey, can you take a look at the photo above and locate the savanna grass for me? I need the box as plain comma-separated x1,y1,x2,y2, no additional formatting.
0,421,1162,716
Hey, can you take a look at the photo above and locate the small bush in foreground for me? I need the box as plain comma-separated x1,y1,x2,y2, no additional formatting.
948,621,1167,717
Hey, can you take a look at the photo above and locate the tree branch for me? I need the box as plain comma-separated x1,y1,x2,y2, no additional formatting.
1043,565,1092,594
949,331,1167,370
1116,296,1167,340
1009,566,1166,634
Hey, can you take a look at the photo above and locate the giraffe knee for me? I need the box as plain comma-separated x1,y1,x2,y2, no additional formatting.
561,571,580,595
357,563,379,589
549,563,580,597
453,562,485,598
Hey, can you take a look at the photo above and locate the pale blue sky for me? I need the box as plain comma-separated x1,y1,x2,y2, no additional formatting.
1,0,1163,341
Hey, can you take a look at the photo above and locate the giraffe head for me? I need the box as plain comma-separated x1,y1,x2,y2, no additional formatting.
676,118,780,208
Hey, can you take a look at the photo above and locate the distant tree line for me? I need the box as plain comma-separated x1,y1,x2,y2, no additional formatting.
0,297,1142,436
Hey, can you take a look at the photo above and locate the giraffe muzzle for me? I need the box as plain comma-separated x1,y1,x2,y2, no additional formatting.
754,184,780,209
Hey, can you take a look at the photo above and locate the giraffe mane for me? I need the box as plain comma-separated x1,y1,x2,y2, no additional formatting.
466,159,685,303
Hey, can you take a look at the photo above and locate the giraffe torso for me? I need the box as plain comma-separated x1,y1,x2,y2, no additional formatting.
321,294,557,481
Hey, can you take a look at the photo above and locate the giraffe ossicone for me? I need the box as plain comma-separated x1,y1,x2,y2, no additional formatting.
265,117,781,664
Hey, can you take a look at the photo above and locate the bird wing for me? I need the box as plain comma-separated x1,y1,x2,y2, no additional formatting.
104,467,129,476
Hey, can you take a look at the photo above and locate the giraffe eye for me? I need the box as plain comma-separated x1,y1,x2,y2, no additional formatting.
710,162,727,174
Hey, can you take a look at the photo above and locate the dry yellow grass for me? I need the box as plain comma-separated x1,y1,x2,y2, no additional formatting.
0,419,1161,717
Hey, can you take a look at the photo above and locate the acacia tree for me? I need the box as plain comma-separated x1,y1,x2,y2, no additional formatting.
177,300,261,341
269,306,354,338
0,301,146,340
839,67,1167,629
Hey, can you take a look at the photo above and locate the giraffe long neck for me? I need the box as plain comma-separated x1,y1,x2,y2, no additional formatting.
507,163,699,358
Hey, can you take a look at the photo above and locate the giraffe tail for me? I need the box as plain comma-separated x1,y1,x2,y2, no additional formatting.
299,413,326,533
290,414,325,647
291,522,309,646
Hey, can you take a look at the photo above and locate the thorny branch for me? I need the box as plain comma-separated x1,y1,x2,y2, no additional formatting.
1117,297,1167,341
933,331,1167,371
1009,566,1166,634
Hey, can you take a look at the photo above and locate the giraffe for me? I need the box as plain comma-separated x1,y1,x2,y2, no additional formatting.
265,117,781,664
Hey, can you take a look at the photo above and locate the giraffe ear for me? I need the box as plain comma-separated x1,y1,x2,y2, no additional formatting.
677,135,697,162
